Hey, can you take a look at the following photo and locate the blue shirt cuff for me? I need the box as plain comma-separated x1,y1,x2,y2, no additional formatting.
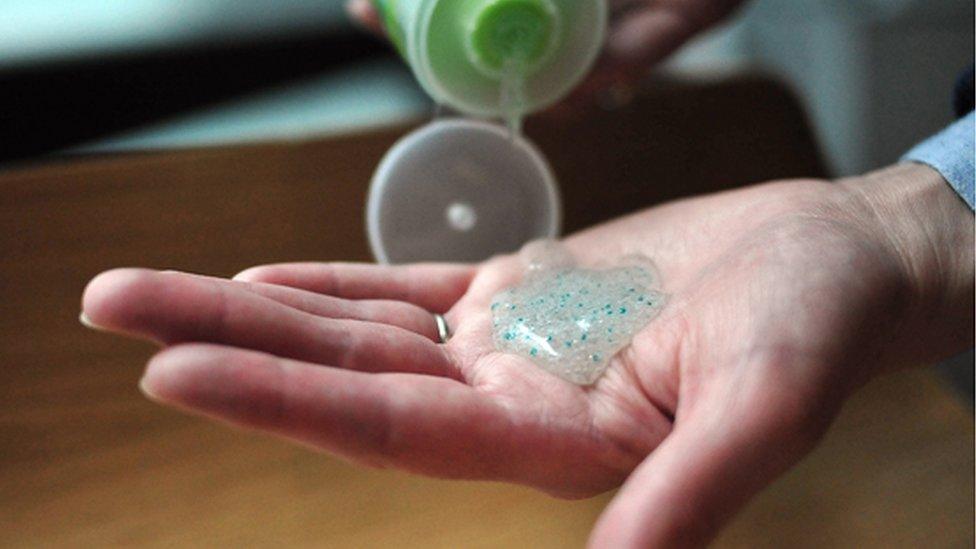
902,112,975,210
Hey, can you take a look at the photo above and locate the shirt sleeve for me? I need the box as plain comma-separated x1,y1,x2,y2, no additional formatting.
901,111,975,210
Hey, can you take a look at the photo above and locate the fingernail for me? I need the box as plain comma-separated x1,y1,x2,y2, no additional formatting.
138,375,162,402
346,0,369,19
79,311,103,330
233,267,265,282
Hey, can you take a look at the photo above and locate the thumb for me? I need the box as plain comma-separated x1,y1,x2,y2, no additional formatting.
346,0,385,35
589,374,837,548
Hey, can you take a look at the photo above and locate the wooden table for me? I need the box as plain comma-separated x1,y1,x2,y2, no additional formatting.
1,76,971,548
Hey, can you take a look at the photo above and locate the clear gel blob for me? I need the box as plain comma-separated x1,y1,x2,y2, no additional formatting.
491,240,666,385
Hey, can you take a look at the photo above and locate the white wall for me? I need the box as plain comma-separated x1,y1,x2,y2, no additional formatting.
669,0,974,176
0,0,349,69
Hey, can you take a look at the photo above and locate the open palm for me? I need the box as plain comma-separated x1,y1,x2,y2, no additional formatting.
83,177,916,547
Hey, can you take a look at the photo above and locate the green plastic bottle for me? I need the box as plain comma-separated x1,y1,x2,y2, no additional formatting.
371,0,607,118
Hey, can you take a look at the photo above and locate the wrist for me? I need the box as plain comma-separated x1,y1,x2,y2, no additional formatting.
840,163,974,366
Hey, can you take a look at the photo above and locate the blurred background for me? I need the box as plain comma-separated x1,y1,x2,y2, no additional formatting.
1,1,972,547
2,0,972,172
0,0,424,161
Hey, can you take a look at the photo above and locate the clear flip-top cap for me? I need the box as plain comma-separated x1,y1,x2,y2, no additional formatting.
367,119,561,264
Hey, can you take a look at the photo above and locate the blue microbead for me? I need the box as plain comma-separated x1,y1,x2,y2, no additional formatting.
490,251,663,385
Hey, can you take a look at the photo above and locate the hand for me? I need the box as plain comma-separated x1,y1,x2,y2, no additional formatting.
82,164,972,547
346,0,749,110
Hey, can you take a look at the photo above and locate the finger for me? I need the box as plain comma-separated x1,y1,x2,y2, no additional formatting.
141,343,608,488
83,269,459,378
606,1,741,67
235,263,476,314
180,272,441,341
346,0,385,36
589,368,837,548
607,8,698,67
550,1,742,115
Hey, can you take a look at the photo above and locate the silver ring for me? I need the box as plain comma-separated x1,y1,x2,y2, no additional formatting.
433,313,451,344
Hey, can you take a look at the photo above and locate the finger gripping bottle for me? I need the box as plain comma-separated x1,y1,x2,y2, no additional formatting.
371,0,607,118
